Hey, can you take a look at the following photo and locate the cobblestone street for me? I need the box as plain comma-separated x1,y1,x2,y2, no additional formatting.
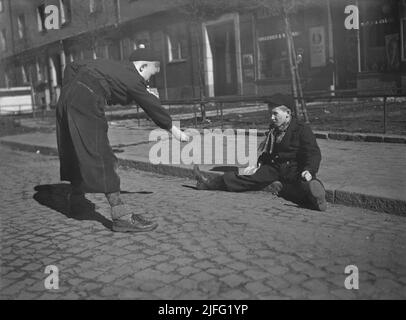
0,144,405,300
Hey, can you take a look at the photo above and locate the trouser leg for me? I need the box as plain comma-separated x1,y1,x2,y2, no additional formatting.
106,191,158,232
106,192,124,207
222,164,280,192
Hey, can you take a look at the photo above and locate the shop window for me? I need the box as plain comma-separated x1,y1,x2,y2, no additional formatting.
360,0,400,72
256,13,304,80
258,35,290,79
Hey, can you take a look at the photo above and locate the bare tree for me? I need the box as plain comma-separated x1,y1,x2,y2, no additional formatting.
69,0,118,59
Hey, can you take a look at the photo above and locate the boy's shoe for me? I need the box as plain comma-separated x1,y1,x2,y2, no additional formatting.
112,214,158,233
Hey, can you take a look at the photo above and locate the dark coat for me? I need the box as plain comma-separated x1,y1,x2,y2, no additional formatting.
56,59,172,193
63,59,172,130
257,118,321,176
222,118,322,192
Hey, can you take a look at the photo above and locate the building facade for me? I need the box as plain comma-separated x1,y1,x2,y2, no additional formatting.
0,0,404,109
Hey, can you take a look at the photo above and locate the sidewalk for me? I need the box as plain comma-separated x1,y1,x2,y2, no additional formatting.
1,121,405,215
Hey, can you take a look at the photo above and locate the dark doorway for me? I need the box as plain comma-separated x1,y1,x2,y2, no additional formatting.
207,21,238,96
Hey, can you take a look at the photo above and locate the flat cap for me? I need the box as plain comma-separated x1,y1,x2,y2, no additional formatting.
266,93,295,111
129,48,161,62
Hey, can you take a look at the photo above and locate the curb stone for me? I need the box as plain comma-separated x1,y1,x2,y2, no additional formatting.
1,139,404,216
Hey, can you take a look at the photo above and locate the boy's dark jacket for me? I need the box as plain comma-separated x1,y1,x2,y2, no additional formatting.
257,118,321,176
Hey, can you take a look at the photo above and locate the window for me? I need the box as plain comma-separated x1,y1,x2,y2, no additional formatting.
167,35,185,62
5,72,10,88
21,65,28,84
257,16,289,79
89,0,103,14
71,50,84,61
0,29,6,52
108,41,120,60
17,15,26,39
60,0,72,25
166,25,187,62
0,0,4,13
256,12,304,80
36,60,43,82
37,5,46,32
360,0,400,72
96,44,109,58
258,34,290,79
402,18,406,62
131,31,150,51
89,0,95,13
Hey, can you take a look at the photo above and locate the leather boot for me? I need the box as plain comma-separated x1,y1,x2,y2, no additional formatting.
302,179,327,211
193,165,226,190
268,181,283,195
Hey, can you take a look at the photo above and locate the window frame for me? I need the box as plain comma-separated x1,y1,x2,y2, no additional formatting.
0,29,6,52
21,65,28,84
401,18,406,62
59,0,72,26
17,14,26,39
37,4,46,33
165,27,187,63
89,0,104,15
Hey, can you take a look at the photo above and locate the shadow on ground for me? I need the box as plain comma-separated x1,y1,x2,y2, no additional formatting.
33,183,112,229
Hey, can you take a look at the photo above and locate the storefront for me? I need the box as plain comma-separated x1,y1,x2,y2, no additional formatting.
357,0,403,92
253,4,334,95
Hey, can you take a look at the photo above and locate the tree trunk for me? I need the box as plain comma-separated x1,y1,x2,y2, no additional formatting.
283,14,300,119
288,28,309,123
193,21,206,122
284,11,309,122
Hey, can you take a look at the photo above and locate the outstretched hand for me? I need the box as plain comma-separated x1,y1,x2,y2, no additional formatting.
242,165,260,175
171,125,190,142
301,170,312,181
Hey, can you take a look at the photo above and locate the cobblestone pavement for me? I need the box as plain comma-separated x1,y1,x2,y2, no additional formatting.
0,144,405,300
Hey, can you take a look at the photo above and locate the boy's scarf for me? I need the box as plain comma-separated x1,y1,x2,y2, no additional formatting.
259,118,291,155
